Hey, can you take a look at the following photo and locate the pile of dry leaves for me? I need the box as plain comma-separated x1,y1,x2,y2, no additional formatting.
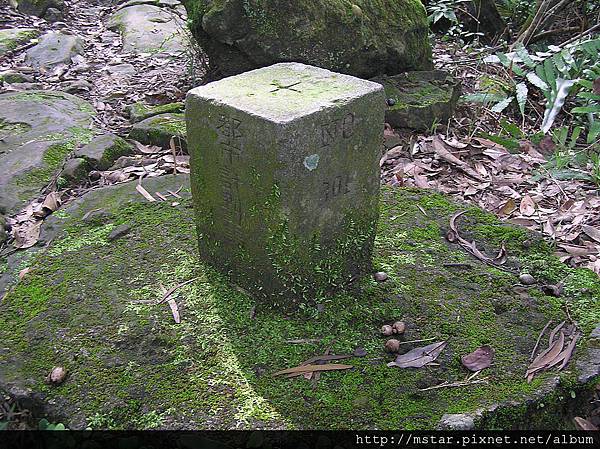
382,132,600,275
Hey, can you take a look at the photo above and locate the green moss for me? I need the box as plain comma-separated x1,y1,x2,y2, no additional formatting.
127,102,184,122
0,185,597,430
0,28,38,53
14,127,94,194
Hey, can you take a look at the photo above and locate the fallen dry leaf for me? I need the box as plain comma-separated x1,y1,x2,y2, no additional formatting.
582,225,600,243
520,194,536,216
574,417,598,431
273,363,353,377
387,341,447,368
461,345,494,372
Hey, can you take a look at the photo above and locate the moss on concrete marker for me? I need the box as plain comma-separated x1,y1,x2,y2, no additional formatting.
186,63,385,302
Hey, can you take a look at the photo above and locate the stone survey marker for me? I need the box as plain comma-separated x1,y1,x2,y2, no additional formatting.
186,63,384,299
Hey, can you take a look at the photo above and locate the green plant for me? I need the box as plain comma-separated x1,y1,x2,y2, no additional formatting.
426,0,484,41
471,38,600,133
549,126,582,169
38,418,66,430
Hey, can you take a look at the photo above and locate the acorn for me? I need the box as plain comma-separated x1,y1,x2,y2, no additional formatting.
374,271,388,282
351,4,363,17
385,339,400,353
381,324,393,336
392,321,406,335
519,273,535,285
46,366,67,385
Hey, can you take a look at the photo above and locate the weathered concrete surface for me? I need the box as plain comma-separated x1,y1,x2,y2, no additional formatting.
184,0,432,79
107,4,187,54
0,90,95,216
0,28,39,57
186,62,385,301
374,70,462,131
0,178,598,430
25,32,85,70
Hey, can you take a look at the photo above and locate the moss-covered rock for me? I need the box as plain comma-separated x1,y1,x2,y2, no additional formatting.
125,101,184,123
0,175,597,430
0,90,96,215
25,32,85,70
129,113,186,150
15,0,65,18
373,70,461,131
74,133,133,171
107,4,187,54
0,28,39,57
184,0,433,79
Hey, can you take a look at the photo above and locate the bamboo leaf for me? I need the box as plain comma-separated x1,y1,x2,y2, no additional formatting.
491,97,514,113
516,83,528,117
526,72,549,91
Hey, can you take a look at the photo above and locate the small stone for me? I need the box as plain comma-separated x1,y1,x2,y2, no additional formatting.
542,284,563,297
438,413,475,430
380,324,393,336
392,321,406,334
46,366,67,385
44,7,64,22
374,271,388,282
353,347,367,357
75,133,133,170
25,32,84,70
386,98,396,107
519,273,535,285
385,339,400,353
108,224,131,241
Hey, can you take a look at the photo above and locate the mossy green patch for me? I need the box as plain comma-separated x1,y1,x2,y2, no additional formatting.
14,127,94,196
126,102,184,123
0,28,39,55
0,183,598,430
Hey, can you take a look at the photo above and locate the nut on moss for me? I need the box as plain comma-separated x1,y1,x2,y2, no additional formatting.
385,339,400,353
46,366,67,385
374,271,388,282
381,324,393,336
392,321,406,334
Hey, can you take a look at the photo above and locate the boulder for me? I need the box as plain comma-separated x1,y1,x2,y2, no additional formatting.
25,32,85,70
374,70,461,131
107,4,187,54
128,113,186,150
0,90,96,216
125,101,184,123
0,177,598,430
184,0,432,79
0,28,39,57
15,0,65,18
74,133,133,170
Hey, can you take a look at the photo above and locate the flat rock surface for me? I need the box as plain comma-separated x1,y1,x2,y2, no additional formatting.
0,90,95,216
0,28,39,57
107,4,187,55
374,70,462,131
0,178,597,430
25,32,85,70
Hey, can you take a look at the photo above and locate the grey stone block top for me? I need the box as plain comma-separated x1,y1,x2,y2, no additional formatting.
187,62,384,123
